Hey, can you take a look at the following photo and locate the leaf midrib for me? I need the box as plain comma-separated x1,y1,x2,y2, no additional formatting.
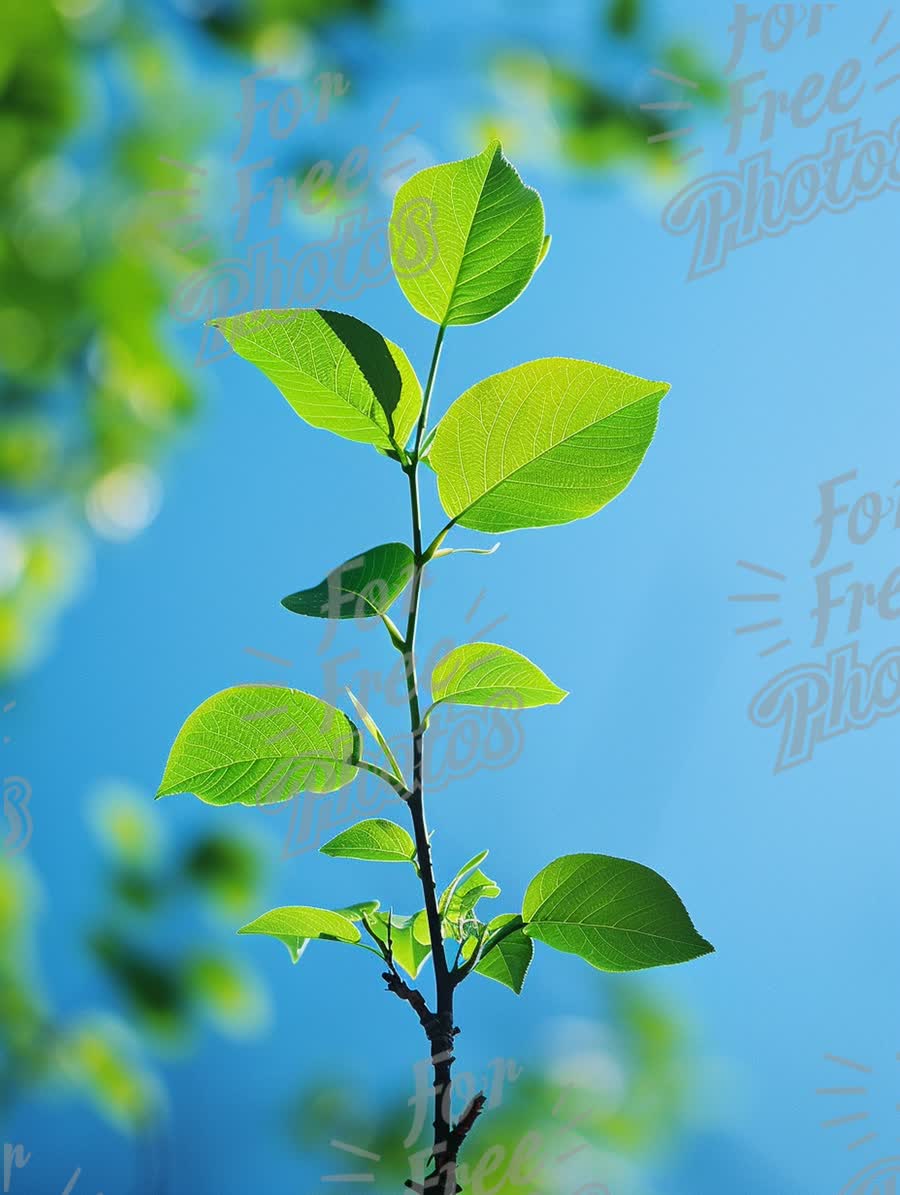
444,381,667,523
165,746,356,790
527,920,703,946
225,318,402,454
439,144,525,326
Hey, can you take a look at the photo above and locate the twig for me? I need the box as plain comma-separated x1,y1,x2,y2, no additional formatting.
382,970,435,1032
448,1091,488,1153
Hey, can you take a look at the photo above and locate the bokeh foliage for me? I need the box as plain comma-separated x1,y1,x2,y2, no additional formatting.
289,982,696,1192
1,0,721,680
0,783,269,1134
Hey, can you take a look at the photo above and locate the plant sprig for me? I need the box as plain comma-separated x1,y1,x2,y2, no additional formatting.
157,141,714,1193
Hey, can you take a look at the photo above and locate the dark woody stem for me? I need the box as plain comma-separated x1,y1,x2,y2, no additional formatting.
384,324,484,1193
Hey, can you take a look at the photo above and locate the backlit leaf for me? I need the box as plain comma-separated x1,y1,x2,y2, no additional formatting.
522,854,714,972
368,911,431,979
430,358,668,533
464,914,533,994
157,685,359,806
431,643,567,710
210,309,422,453
389,141,545,326
238,905,360,964
336,901,381,922
442,868,500,939
320,819,416,864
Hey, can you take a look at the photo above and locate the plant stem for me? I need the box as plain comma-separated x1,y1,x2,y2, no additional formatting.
401,324,460,1192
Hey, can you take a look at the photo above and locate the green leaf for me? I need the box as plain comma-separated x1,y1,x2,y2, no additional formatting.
437,850,490,918
368,912,431,979
336,901,381,922
238,905,360,964
345,690,406,787
157,685,359,807
412,908,432,946
442,868,500,939
412,860,498,946
320,819,416,864
210,309,422,453
430,358,668,533
281,543,414,620
389,141,545,326
464,914,534,994
431,643,567,710
431,543,500,560
606,0,642,36
536,233,552,269
522,854,714,972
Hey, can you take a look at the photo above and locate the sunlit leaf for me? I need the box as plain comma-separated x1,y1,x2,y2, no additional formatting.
157,685,359,806
522,854,714,971
431,358,668,533
367,911,431,979
210,309,422,453
464,914,533,994
346,690,406,786
431,643,567,710
390,141,545,326
321,819,416,864
441,868,500,939
238,905,360,963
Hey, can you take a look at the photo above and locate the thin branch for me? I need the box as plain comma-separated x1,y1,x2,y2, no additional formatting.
382,969,435,1031
448,1092,488,1154
413,323,446,459
398,324,460,1181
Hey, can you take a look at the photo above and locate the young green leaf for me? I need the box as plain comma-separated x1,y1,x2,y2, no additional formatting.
430,643,567,711
442,868,501,939
157,686,359,806
320,819,416,864
412,908,431,946
238,905,360,964
431,543,501,561
430,358,668,533
345,689,406,788
210,309,422,454
367,912,431,979
463,914,534,994
281,543,414,620
413,862,499,945
438,849,490,918
389,141,545,326
522,854,714,972
336,901,381,922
